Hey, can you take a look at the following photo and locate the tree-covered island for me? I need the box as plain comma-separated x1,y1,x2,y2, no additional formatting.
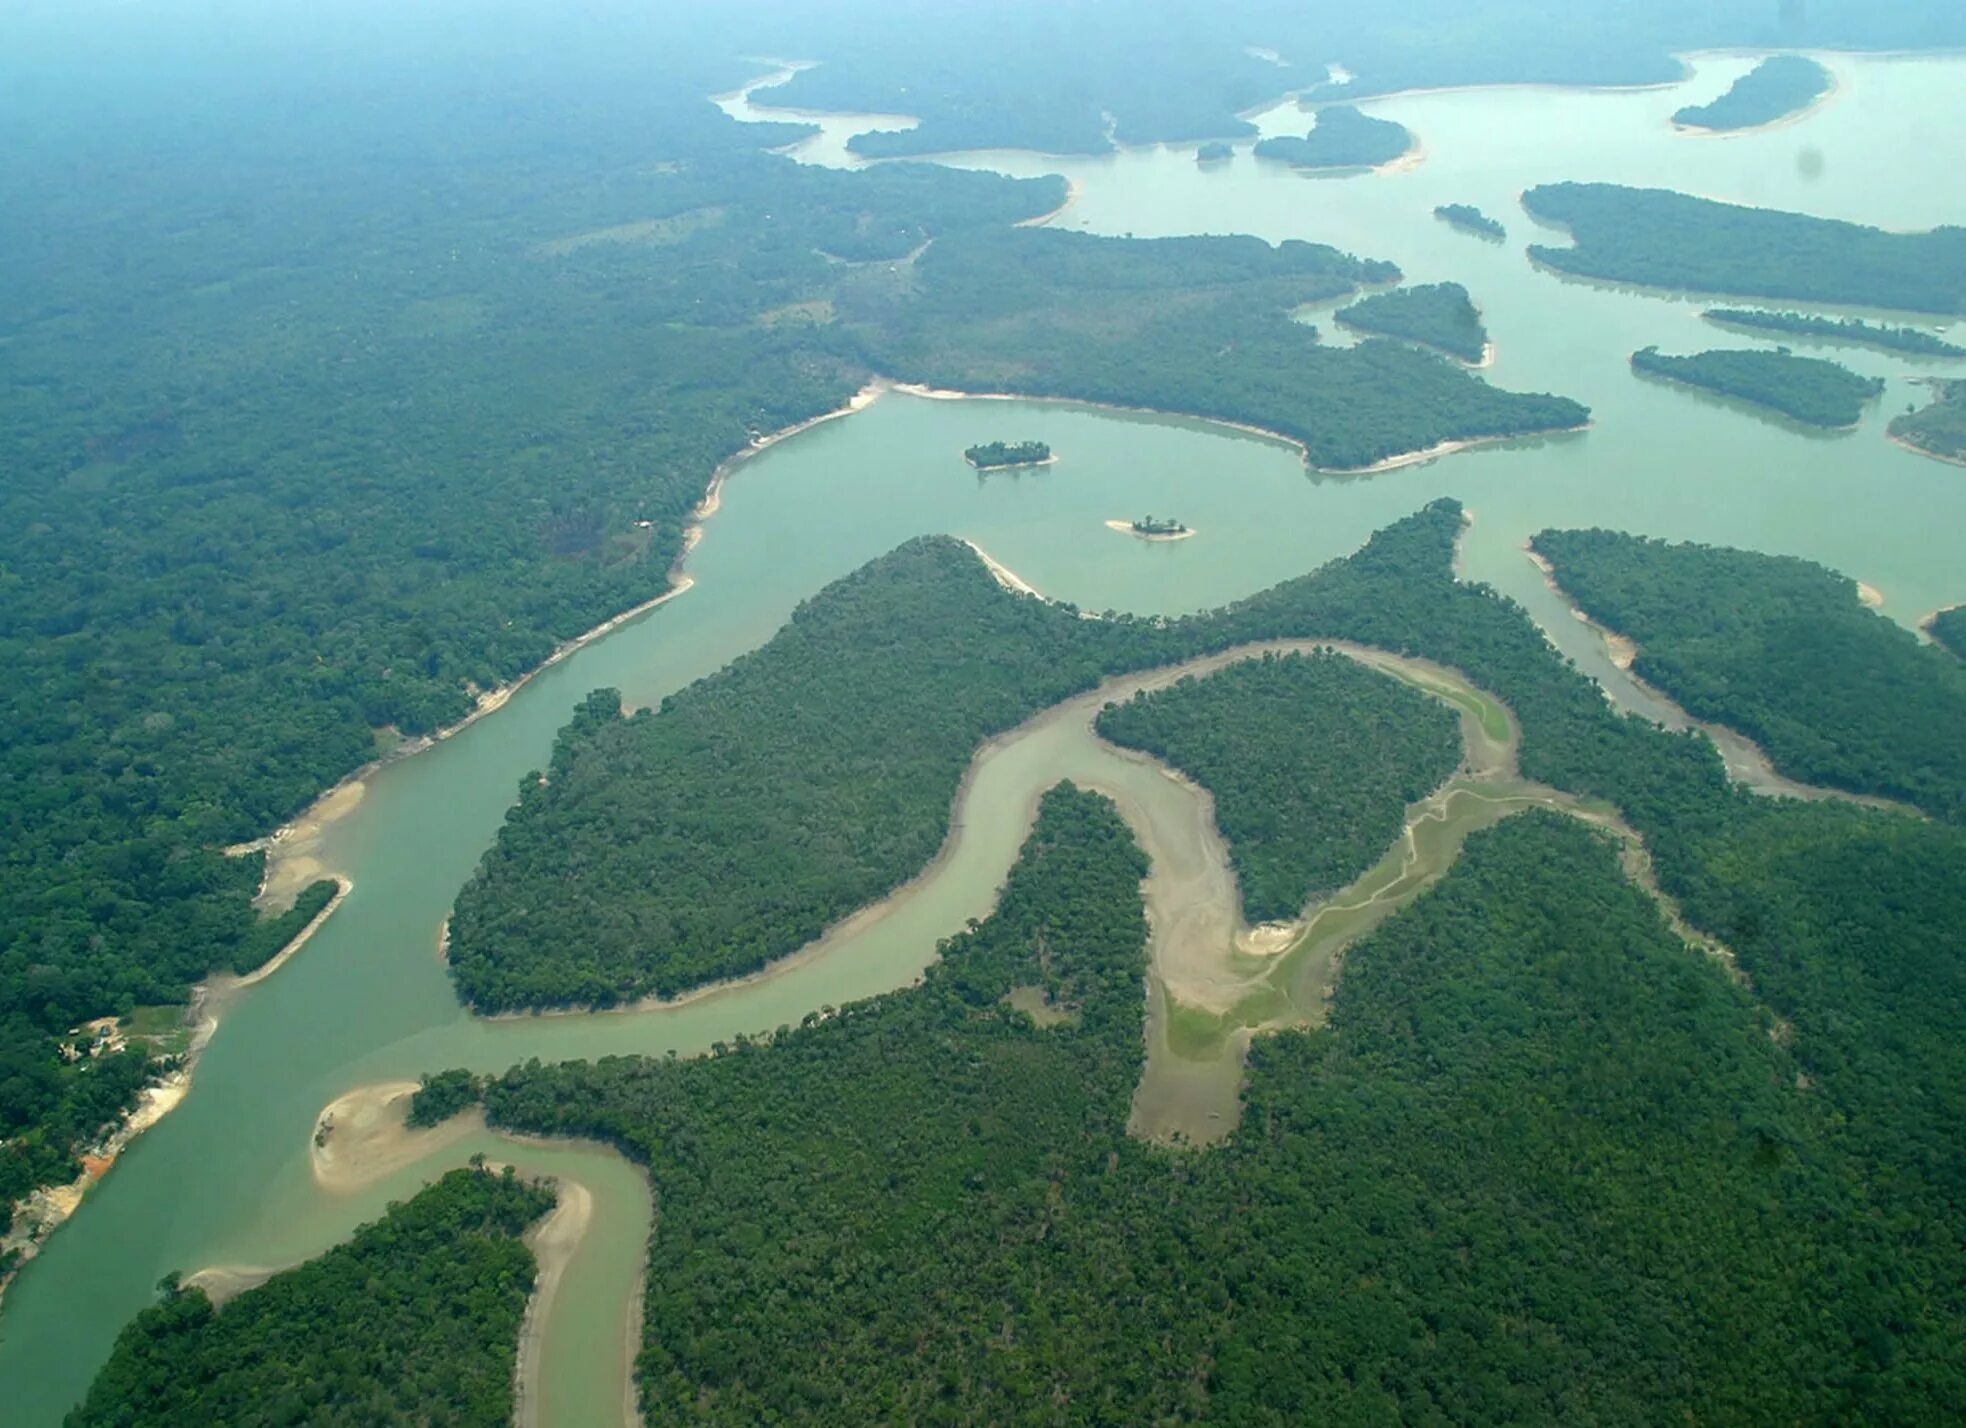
1253,105,1414,170
1704,309,1966,357
1523,183,1966,315
1195,141,1234,163
963,440,1053,470
1889,379,1966,465
1109,515,1192,540
1435,203,1507,241
1631,346,1885,428
1337,282,1490,364
1672,55,1832,133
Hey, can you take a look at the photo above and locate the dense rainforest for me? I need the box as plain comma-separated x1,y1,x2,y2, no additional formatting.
1094,652,1462,922
1703,308,1966,357
1671,54,1832,131
1533,528,1966,820
860,228,1588,471
0,12,1598,1233
1336,282,1491,363
1254,105,1413,170
422,496,1966,1418
68,1167,553,1427
1523,183,1966,314
1630,345,1885,427
1889,378,1966,463
1435,204,1507,241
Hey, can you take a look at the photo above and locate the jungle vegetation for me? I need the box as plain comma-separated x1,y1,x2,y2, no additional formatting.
1523,183,1966,314
1095,651,1461,921
1337,282,1491,363
423,507,1966,1417
1889,378,1966,462
1253,105,1413,169
1671,54,1832,131
964,441,1051,469
1533,528,1966,820
1703,308,1966,358
68,1167,553,1427
1630,345,1885,427
1435,203,1507,241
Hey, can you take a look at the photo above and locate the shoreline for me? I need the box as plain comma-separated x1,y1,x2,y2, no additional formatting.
887,380,1584,474
1669,58,1845,141
966,454,1058,472
1014,177,1083,228
1334,313,1495,369
1888,431,1966,468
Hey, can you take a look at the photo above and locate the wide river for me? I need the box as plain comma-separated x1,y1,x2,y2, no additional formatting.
6,50,1964,1426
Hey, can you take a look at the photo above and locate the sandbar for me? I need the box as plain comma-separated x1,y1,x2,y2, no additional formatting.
1105,519,1197,542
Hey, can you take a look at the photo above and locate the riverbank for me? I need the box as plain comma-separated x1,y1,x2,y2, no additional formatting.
1015,177,1082,228
1888,431,1966,468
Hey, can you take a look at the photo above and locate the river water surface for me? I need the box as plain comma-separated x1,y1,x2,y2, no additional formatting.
6,50,1965,1426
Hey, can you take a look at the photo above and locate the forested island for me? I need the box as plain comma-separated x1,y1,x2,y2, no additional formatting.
1195,141,1233,163
1096,652,1460,921
1890,378,1966,464
1123,515,1191,539
1337,282,1490,363
1534,528,1966,820
963,440,1052,470
1435,203,1506,241
1704,308,1966,357
1933,608,1966,661
414,500,1966,1421
1631,346,1885,427
1253,105,1414,170
69,1168,552,1426
1523,183,1966,314
1672,55,1832,133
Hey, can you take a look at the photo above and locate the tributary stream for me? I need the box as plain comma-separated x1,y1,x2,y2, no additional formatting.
7,48,1965,1427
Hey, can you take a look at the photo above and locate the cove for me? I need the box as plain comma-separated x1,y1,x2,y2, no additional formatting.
9,51,1966,1424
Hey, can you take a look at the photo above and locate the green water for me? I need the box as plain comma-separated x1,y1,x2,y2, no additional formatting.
8,51,1966,1425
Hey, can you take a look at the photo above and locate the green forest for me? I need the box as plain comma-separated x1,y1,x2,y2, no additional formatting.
1533,528,1966,820
964,440,1052,469
1703,308,1966,357
1889,378,1966,462
1671,54,1831,131
860,228,1587,471
1933,607,1966,660
0,22,1600,1228
1195,141,1234,162
1435,204,1507,241
418,532,1966,1420
1523,183,1966,314
1254,105,1413,169
1630,345,1885,427
1094,652,1461,921
1337,282,1491,363
68,1167,553,1427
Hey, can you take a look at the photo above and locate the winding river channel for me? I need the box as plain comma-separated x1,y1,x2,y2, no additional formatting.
7,48,1966,1428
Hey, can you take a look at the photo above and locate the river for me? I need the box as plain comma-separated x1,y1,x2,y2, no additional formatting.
5,49,1964,1427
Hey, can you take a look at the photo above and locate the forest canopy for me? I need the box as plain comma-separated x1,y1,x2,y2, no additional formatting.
1253,105,1413,170
1630,346,1885,428
1523,183,1966,314
68,1167,553,1428
1435,204,1507,241
1337,282,1491,363
1671,54,1832,132
1703,308,1966,358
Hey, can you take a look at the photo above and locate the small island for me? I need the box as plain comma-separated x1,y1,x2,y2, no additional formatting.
1195,141,1234,164
964,440,1054,471
1704,309,1966,359
1435,203,1506,242
1631,346,1885,429
1889,379,1966,466
1672,55,1832,134
1336,282,1490,365
1107,514,1195,542
1930,606,1966,661
1253,106,1414,171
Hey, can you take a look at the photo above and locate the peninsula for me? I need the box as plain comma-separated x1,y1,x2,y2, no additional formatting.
1253,105,1413,170
1703,309,1966,358
1631,346,1885,428
964,439,1053,470
1337,282,1491,364
1672,55,1832,133
1889,379,1966,465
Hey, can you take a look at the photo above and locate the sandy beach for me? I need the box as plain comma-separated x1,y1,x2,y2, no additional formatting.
1016,178,1083,228
1857,582,1885,610
1105,518,1197,542
1670,56,1845,140
310,1082,488,1195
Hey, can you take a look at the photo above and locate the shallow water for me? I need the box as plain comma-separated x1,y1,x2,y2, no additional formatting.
8,50,1966,1426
